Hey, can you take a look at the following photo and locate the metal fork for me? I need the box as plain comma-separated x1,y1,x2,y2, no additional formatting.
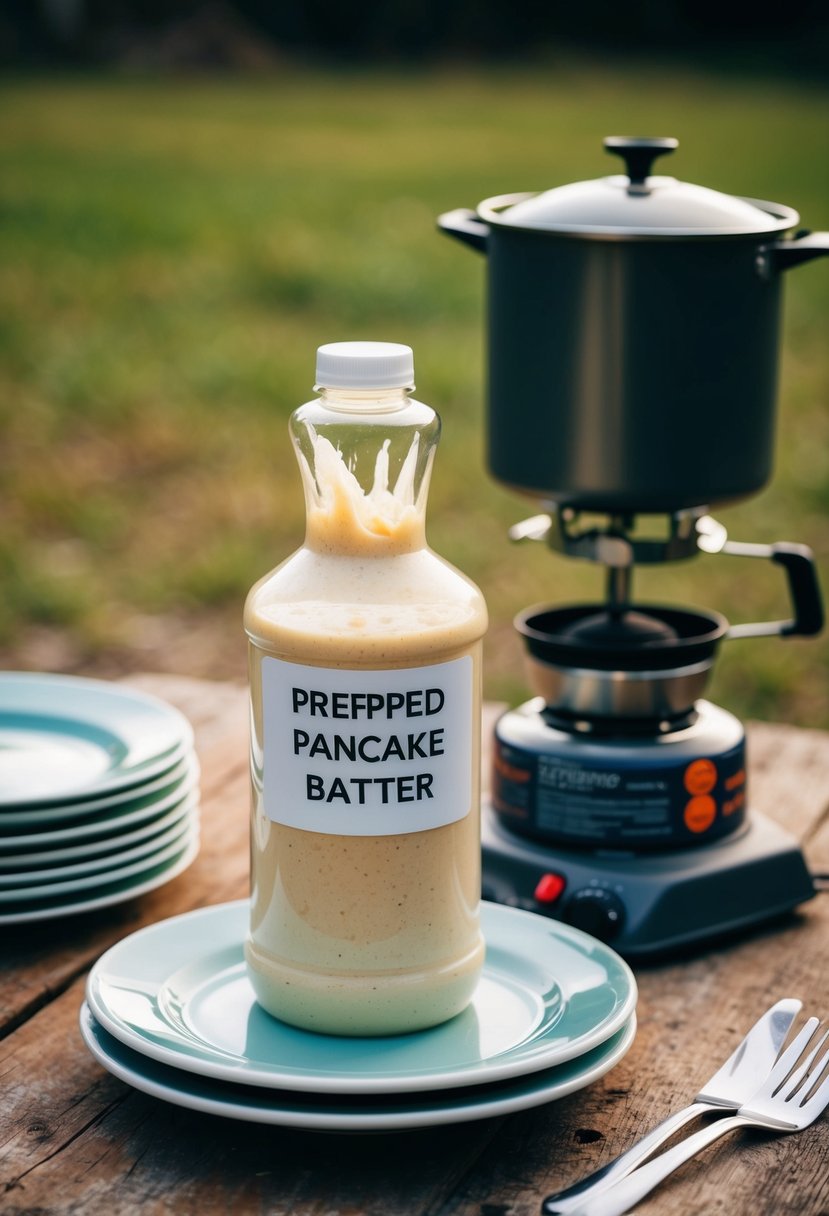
567,1014,829,1216
542,997,801,1214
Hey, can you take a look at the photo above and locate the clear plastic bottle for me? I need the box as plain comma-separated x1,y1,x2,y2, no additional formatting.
244,342,488,1036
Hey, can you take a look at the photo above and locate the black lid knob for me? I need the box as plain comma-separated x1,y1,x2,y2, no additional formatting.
603,136,679,186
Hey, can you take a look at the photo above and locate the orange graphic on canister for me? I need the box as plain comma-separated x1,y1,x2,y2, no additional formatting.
494,752,531,784
723,791,746,816
684,759,717,796
684,795,717,833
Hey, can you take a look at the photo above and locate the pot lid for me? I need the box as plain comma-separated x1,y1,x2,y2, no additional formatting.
482,137,798,238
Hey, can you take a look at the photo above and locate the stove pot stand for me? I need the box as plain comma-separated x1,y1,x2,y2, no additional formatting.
516,528,824,726
439,136,829,513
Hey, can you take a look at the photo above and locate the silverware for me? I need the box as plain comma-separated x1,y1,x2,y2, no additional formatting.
542,997,801,1214
567,1013,829,1216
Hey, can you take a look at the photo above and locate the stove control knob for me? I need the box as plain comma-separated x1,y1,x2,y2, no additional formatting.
563,888,626,942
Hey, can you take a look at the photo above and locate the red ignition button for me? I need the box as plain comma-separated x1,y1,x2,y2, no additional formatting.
534,873,566,904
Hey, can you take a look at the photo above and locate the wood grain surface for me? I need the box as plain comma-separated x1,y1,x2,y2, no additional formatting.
1,675,828,1216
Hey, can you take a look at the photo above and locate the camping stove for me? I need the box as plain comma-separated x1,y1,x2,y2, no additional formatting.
481,508,822,958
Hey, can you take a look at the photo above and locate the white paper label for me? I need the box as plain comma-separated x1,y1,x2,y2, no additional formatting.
262,655,473,836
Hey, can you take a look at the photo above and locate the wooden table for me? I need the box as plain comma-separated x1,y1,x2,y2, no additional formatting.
2,674,828,1216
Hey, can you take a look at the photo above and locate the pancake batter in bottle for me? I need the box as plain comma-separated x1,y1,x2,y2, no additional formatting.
245,342,487,1036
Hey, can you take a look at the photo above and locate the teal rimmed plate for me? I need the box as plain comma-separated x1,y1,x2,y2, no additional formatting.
0,793,192,870
86,900,636,1096
0,756,199,850
0,830,200,925
0,820,200,902
0,799,197,887
0,673,193,808
80,1002,636,1132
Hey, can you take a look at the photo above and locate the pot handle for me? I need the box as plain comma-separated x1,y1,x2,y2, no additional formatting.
437,208,489,254
768,231,829,272
724,542,824,640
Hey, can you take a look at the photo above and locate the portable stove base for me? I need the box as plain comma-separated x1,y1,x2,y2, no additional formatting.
481,807,815,959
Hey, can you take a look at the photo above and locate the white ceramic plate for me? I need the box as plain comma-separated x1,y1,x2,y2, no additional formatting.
0,757,199,853
0,831,200,925
86,900,636,1095
0,799,198,886
80,1003,636,1132
0,672,193,808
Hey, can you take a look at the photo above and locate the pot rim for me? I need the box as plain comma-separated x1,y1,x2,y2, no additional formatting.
477,191,800,242
516,602,730,672
525,654,716,684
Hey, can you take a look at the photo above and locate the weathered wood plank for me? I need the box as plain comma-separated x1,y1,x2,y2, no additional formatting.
118,674,248,753
746,720,829,850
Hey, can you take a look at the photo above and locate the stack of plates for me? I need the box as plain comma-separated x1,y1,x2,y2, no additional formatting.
81,900,637,1132
0,673,200,925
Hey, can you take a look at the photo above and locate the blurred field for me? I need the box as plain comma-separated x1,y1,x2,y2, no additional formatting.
1,64,828,726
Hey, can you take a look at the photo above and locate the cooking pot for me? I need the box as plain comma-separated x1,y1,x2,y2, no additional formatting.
439,136,829,512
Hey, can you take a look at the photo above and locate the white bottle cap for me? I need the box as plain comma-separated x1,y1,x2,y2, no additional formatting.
315,342,415,390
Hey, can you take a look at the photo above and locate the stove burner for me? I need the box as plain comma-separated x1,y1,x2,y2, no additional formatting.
541,705,697,737
555,607,678,648
518,603,728,673
516,604,723,724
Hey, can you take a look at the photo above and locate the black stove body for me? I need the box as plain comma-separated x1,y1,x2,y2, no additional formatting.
481,804,815,959
480,508,823,957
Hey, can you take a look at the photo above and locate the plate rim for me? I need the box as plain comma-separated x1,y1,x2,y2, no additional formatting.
79,1002,637,1132
0,802,198,886
86,898,637,1095
0,831,200,925
0,779,199,867
0,817,201,902
0,672,194,809
0,756,200,848
0,741,193,825
0,747,195,826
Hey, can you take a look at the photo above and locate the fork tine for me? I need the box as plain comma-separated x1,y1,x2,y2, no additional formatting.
768,1016,821,1091
797,1035,829,1114
784,1026,829,1099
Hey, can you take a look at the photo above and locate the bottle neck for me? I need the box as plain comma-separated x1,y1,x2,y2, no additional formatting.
291,391,439,559
316,386,413,414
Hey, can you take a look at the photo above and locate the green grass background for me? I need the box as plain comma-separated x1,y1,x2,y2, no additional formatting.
1,64,827,726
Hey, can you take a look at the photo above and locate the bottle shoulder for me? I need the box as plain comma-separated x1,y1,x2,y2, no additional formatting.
244,545,487,663
246,545,484,606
